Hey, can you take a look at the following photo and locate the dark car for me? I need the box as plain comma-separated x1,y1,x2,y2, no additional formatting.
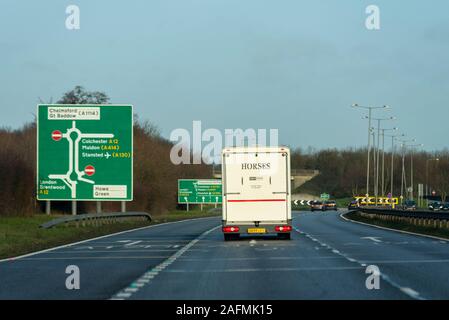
402,200,417,211
310,201,324,212
442,203,449,211
323,200,338,211
348,200,359,210
429,201,443,211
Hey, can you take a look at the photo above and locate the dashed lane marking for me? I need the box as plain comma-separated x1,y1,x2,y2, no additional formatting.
110,225,220,300
293,224,425,300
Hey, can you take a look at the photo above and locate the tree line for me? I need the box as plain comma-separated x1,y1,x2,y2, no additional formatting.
291,147,449,201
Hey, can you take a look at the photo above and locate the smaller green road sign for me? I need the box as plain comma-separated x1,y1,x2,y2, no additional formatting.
178,179,222,204
320,193,330,200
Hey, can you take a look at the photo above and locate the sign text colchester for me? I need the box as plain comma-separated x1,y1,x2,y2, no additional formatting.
178,179,222,204
37,105,133,201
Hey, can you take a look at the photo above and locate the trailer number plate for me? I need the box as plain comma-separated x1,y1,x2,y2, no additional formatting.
247,228,266,234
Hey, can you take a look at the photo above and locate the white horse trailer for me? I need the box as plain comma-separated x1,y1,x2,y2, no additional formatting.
221,146,292,241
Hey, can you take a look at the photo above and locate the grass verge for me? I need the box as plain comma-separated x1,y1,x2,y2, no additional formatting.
0,209,220,260
344,211,449,240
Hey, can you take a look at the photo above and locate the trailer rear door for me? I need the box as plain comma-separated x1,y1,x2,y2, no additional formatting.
223,151,289,222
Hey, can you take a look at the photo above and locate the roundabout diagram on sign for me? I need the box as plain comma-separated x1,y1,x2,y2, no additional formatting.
38,104,133,201
48,120,114,198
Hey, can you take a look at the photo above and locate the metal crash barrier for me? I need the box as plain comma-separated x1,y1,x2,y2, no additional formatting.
40,212,152,229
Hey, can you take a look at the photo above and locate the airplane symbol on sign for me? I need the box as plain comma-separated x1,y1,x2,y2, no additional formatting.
105,152,111,159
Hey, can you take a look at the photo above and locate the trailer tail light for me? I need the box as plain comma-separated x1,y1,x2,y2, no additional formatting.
275,225,292,232
222,226,240,233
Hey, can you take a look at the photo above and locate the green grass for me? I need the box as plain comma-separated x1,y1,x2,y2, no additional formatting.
0,209,220,259
335,197,353,208
344,211,449,240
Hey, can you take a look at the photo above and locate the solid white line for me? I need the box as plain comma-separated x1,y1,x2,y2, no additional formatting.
0,216,218,263
340,212,449,242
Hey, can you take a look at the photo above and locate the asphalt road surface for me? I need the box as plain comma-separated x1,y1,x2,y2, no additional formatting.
1,211,449,300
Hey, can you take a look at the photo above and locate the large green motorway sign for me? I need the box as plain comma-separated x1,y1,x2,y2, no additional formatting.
37,105,133,201
178,179,222,204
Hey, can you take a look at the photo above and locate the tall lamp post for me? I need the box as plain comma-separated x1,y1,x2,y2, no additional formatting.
426,158,440,206
384,133,405,200
367,116,395,206
380,127,398,196
352,104,389,200
396,138,416,204
405,144,424,200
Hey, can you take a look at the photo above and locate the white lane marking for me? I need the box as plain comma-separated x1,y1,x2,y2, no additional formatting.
295,213,426,300
124,241,142,247
361,236,382,243
0,216,218,263
340,212,449,242
110,225,220,300
400,287,421,299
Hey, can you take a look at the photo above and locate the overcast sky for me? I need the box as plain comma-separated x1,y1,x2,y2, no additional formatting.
1,0,448,151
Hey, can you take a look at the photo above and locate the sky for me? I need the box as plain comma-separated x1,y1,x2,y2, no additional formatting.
1,0,449,151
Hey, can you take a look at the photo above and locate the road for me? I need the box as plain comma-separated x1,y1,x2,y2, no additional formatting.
1,210,449,300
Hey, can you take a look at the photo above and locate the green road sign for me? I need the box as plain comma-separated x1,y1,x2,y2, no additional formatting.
320,193,330,200
178,179,222,204
37,105,133,201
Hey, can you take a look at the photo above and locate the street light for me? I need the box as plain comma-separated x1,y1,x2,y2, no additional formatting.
352,104,389,199
384,133,405,200
405,143,424,200
426,158,440,206
396,138,416,204
380,127,398,196
368,116,396,206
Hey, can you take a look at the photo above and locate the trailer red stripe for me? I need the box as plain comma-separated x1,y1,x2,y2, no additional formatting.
227,199,286,202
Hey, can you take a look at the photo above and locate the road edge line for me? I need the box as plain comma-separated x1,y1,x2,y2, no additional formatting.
340,212,449,242
0,216,218,263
